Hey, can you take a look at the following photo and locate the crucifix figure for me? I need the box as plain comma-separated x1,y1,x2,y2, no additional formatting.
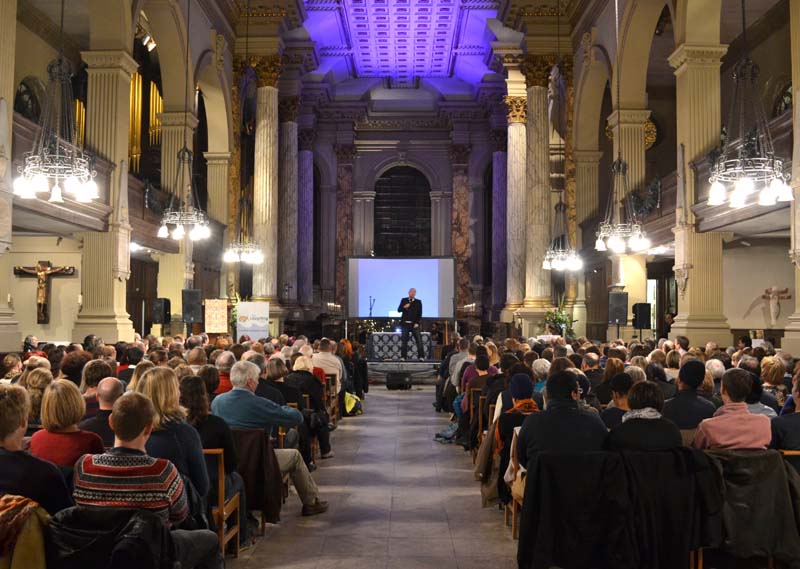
14,261,75,324
762,286,792,328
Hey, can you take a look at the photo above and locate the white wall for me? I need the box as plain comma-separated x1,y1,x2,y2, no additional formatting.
9,236,82,343
722,243,794,330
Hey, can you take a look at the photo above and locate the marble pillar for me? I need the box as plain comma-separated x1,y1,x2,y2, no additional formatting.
72,50,138,343
574,150,604,246
320,183,337,303
297,129,315,308
503,98,526,321
431,191,452,256
335,145,356,308
491,129,508,316
450,144,472,311
0,0,20,349
786,1,800,354
204,152,230,224
278,97,299,306
252,56,282,319
353,190,376,256
667,44,732,346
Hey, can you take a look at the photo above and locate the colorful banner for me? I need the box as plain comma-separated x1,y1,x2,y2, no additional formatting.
236,301,270,340
204,298,229,333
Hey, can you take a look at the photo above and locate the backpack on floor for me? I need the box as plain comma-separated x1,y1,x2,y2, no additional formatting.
343,392,363,416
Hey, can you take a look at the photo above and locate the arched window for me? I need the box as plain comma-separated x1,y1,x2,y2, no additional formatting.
373,166,431,257
14,78,44,123
773,83,792,118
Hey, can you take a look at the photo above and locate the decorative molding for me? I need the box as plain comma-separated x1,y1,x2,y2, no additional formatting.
159,111,200,129
605,117,659,150
278,96,300,123
668,43,728,71
673,263,692,298
504,95,527,124
213,30,227,72
298,129,317,151
449,144,471,166
81,51,140,75
304,0,341,11
522,54,557,88
250,54,282,88
319,46,353,57
355,116,451,131
335,144,357,164
18,0,82,64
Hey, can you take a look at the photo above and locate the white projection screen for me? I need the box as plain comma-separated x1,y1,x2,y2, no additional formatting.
347,258,455,319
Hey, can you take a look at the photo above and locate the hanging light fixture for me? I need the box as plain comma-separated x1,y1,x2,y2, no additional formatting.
708,0,791,208
223,0,263,264
544,195,583,271
13,0,97,204
594,0,651,254
158,0,210,241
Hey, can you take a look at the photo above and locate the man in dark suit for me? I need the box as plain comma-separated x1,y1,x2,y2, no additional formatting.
398,288,426,360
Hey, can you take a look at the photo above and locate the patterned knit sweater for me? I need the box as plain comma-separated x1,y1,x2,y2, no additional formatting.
73,447,187,527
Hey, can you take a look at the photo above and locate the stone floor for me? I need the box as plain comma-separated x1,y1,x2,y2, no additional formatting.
227,386,517,569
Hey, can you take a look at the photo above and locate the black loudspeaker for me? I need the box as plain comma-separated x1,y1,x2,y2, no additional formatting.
182,289,203,324
632,303,652,330
152,298,171,324
608,292,629,324
386,372,412,391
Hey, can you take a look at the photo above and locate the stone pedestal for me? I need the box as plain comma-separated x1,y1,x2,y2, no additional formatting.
335,145,356,308
297,130,315,308
667,44,732,346
278,98,299,306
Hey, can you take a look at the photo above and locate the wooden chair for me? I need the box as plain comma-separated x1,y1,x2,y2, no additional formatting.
468,388,482,464
325,373,339,423
477,395,487,445
202,449,240,557
505,429,524,539
301,394,321,459
488,403,496,424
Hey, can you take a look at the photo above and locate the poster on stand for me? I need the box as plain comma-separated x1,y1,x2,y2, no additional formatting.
205,299,229,333
236,301,270,340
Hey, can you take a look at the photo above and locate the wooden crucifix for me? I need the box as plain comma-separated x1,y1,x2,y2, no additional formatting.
14,261,75,324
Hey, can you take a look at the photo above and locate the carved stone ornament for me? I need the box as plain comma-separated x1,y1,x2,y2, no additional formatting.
279,97,300,123
335,144,357,164
449,144,471,166
490,129,507,153
298,129,316,152
790,249,800,269
250,54,282,88
504,96,527,124
522,54,557,88
673,263,692,298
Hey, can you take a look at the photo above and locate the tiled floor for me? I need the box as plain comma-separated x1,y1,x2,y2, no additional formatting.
227,386,518,569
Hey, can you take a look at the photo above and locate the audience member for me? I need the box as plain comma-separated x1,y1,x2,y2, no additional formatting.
600,373,632,429
80,377,124,446
198,364,221,402
79,359,115,419
118,346,144,386
770,376,800,470
125,359,155,392
745,375,778,418
605,381,682,451
24,367,53,435
662,360,716,429
645,362,676,399
16,355,51,388
214,351,236,394
496,375,537,505
761,356,789,408
2,353,22,381
594,357,624,405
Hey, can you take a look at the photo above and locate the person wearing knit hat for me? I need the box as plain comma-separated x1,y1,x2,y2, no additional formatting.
662,359,716,430
495,373,538,505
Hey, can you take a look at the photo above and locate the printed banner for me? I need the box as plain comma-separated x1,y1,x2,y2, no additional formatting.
236,301,270,340
204,299,229,333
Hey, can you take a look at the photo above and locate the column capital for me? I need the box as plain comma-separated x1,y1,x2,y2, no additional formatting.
203,151,231,164
334,144,357,165
159,111,199,129
668,43,728,71
250,54,283,88
606,109,651,128
449,144,471,166
504,96,527,124
81,50,139,74
522,54,557,88
490,128,507,152
573,149,604,163
353,190,376,200
299,129,317,151
278,96,299,123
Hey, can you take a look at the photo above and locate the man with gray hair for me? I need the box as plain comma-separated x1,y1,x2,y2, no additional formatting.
242,351,286,405
706,359,726,395
214,350,236,395
212,361,328,516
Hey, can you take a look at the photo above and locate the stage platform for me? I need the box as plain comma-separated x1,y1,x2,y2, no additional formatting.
366,360,440,385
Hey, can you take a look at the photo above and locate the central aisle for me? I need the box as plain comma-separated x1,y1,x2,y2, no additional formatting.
229,386,517,569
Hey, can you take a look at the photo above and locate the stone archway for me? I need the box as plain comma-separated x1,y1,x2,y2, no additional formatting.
373,166,432,257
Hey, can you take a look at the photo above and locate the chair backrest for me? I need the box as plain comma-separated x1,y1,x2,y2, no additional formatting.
680,429,697,447
488,403,496,424
469,388,482,421
478,395,487,432
202,448,226,507
287,402,298,408
779,450,800,456
303,394,310,409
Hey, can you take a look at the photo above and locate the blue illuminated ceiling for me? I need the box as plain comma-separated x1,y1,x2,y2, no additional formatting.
301,0,502,91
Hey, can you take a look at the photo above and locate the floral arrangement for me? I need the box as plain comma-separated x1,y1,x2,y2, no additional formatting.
543,293,575,337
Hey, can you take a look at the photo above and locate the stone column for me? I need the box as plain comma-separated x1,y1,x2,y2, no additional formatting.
278,96,299,306
204,152,230,224
430,191,451,256
503,97,526,322
518,55,555,335
251,56,282,330
605,109,651,339
297,129,315,308
335,145,356,308
320,183,337,303
450,144,472,311
353,190,376,256
72,50,138,343
0,0,20,349
666,44,732,346
574,150,604,244
491,129,507,316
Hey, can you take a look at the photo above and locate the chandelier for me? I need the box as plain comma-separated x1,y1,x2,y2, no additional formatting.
594,0,650,255
544,195,583,271
707,0,791,208
13,0,97,204
157,0,209,241
223,0,263,265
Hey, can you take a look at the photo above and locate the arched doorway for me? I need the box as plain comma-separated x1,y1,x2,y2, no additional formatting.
373,166,431,257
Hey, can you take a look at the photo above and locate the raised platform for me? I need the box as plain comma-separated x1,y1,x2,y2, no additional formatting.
366,360,440,385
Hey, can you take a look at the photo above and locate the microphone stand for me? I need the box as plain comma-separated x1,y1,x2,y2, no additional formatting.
368,296,375,318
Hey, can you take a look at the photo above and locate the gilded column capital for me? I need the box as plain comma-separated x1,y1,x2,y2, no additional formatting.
667,44,728,70
299,129,316,151
250,54,282,88
504,95,527,124
522,54,557,88
335,144,357,165
490,128,507,153
278,96,299,123
449,144,471,167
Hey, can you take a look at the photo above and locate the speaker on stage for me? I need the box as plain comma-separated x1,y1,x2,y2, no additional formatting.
152,298,171,324
608,292,628,325
632,303,652,330
386,372,412,391
182,289,203,324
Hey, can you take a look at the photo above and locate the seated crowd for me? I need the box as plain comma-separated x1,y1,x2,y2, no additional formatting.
436,332,800,564
0,332,368,567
